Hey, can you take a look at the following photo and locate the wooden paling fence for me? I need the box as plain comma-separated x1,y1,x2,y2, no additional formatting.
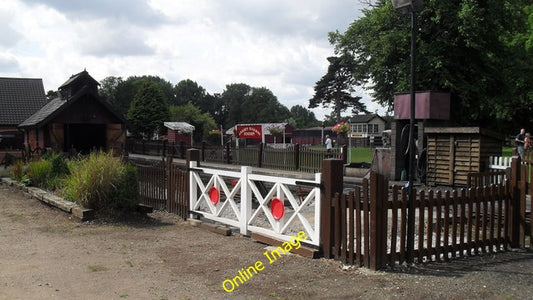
130,157,189,219
320,158,516,270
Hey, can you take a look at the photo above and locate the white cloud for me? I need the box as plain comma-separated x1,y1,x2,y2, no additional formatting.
1,0,384,121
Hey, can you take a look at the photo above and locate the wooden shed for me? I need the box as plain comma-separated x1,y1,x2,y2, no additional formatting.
18,70,127,155
425,127,503,186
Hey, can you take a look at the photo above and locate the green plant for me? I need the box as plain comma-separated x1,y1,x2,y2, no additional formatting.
9,159,26,181
26,159,52,188
61,151,139,211
110,163,140,210
61,151,124,210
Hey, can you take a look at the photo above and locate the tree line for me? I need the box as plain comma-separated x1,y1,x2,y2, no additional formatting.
310,0,533,133
96,76,322,141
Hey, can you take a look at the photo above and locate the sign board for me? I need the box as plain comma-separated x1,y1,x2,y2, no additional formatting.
236,125,262,139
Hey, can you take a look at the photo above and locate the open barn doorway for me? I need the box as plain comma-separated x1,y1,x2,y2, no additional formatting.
65,124,106,154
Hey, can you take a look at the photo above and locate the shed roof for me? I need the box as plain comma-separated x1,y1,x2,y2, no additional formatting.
0,77,48,125
164,122,195,133
350,114,384,123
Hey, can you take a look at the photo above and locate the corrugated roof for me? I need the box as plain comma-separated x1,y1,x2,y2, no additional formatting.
0,77,47,125
164,122,195,133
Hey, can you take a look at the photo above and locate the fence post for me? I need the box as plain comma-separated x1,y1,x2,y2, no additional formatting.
180,141,186,159
509,156,521,247
320,159,344,259
186,148,200,170
201,141,206,161
294,144,300,170
341,145,348,164
369,171,388,270
166,155,173,212
257,142,263,168
225,142,231,164
162,139,167,158
240,166,252,235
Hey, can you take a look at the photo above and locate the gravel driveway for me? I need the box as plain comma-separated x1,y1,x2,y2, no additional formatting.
1,183,533,299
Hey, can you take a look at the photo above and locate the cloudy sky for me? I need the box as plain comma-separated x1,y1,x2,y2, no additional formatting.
1,0,380,120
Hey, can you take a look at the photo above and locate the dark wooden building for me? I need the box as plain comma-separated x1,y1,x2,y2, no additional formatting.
0,77,48,150
18,70,127,154
425,127,503,186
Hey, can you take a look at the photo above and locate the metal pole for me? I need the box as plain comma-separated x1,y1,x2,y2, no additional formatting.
406,9,417,262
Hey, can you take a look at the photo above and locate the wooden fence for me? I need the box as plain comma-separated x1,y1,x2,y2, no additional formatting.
129,156,189,219
126,139,346,173
320,158,526,270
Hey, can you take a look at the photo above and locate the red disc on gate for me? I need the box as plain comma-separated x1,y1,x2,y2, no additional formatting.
209,187,220,205
270,198,284,220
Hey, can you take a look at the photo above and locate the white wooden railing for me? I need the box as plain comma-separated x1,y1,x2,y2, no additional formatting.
189,161,321,246
488,156,512,171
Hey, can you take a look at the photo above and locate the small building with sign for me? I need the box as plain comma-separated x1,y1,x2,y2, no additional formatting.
227,123,293,145
349,114,386,147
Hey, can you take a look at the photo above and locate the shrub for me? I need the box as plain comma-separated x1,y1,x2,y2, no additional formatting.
26,159,52,188
111,163,140,210
61,151,139,211
9,159,26,181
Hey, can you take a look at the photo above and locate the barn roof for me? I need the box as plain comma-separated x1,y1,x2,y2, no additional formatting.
19,84,125,129
0,77,48,126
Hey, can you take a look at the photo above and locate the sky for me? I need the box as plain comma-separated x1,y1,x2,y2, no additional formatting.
0,0,383,120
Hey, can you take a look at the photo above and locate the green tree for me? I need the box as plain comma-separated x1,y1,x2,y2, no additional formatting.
99,76,123,114
220,83,252,128
330,0,532,131
289,105,320,128
126,82,169,138
169,103,217,143
242,87,291,123
174,79,208,108
309,56,368,122
102,76,175,117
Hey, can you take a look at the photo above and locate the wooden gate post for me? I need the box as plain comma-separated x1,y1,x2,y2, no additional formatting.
186,149,200,170
320,159,344,259
509,156,521,247
369,171,388,270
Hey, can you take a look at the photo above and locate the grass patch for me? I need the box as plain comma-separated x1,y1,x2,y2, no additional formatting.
349,147,372,163
88,265,108,272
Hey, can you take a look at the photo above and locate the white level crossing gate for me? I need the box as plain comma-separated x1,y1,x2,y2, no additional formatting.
189,162,321,246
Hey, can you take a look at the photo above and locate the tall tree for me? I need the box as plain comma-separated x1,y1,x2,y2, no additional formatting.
126,82,169,138
220,83,252,128
290,105,320,128
330,0,532,131
103,75,175,117
242,87,291,123
309,56,368,123
173,79,207,108
99,76,123,114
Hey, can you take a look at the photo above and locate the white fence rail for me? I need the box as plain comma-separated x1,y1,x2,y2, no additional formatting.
488,156,512,170
189,162,321,246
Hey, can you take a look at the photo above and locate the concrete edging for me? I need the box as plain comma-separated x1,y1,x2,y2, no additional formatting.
0,177,95,221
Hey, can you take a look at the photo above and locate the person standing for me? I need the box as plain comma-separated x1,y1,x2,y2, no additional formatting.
325,135,332,152
516,128,526,158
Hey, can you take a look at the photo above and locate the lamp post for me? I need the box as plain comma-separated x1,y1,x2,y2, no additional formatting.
391,0,422,263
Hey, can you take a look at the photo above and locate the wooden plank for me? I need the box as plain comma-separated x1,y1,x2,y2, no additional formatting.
348,192,355,265
426,190,434,261
459,189,466,257
443,191,451,261
251,232,319,258
418,191,425,263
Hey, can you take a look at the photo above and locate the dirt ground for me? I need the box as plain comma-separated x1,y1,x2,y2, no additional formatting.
1,184,533,300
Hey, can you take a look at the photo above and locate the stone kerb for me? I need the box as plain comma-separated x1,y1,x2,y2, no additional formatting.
0,177,95,221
